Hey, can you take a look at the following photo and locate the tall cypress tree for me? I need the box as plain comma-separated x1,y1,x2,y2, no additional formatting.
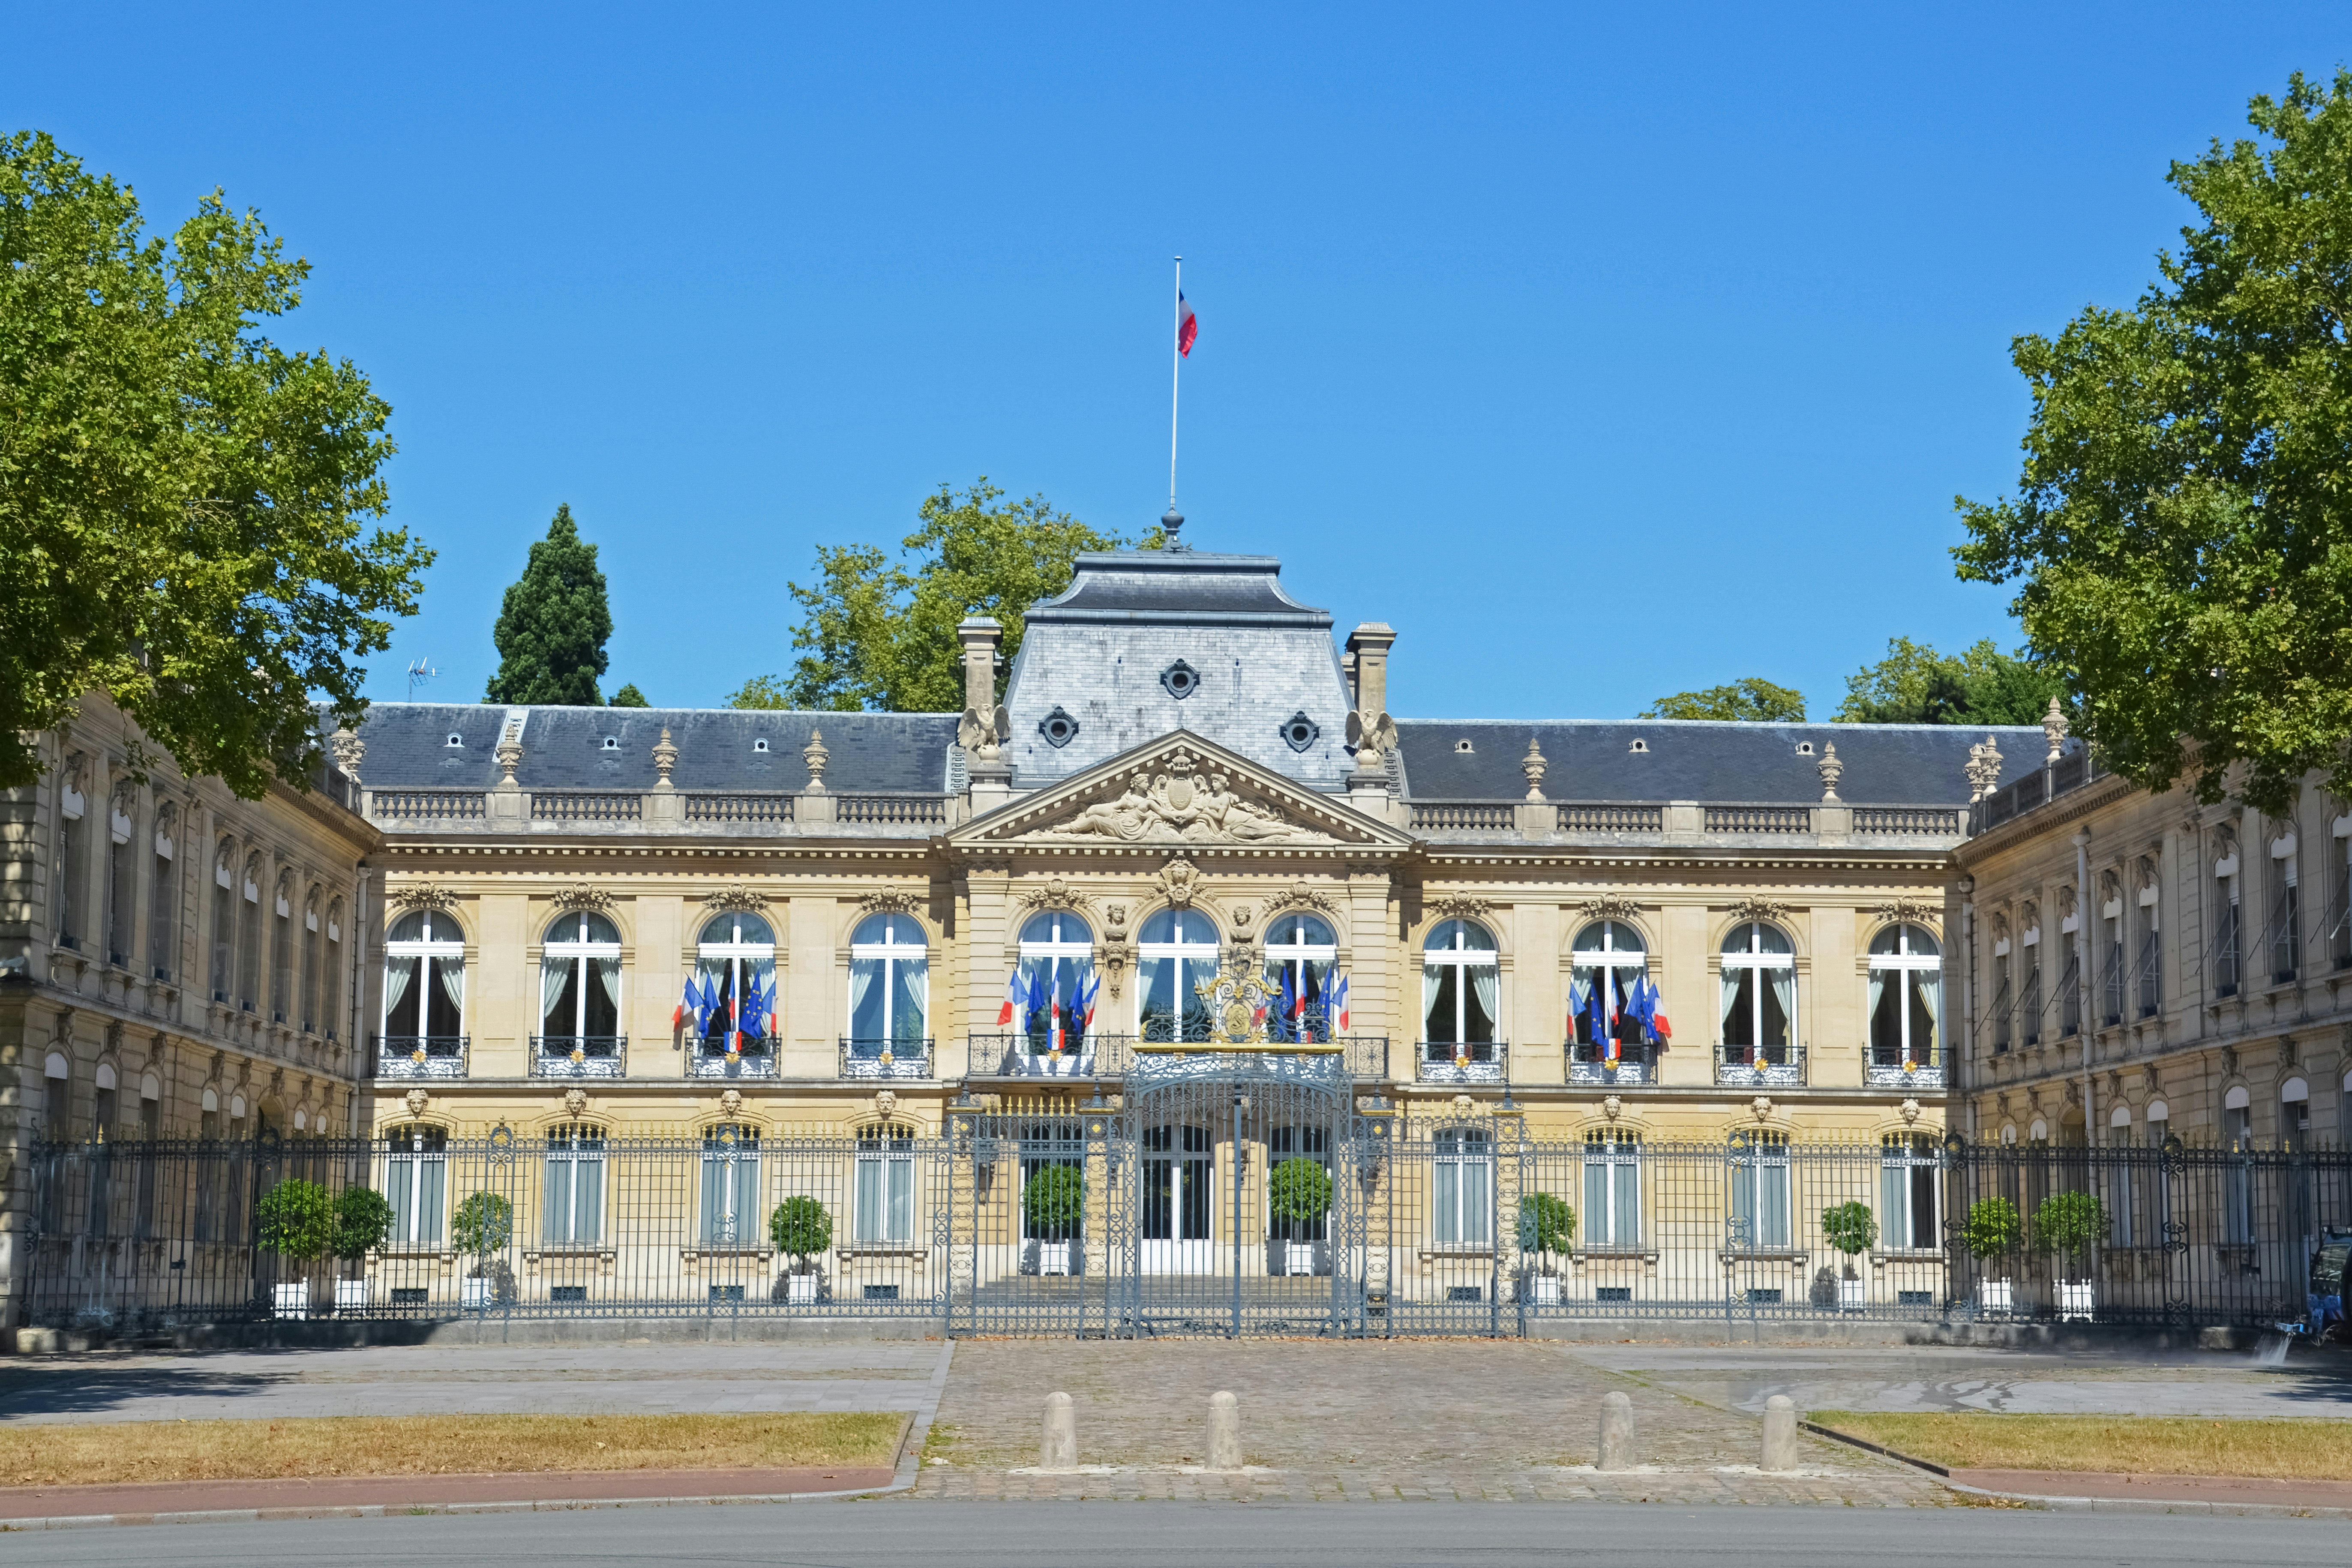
485,504,612,705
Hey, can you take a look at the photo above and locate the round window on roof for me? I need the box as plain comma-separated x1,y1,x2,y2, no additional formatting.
446,733,463,748
1454,738,1474,754
753,738,769,753
1038,707,1080,748
601,736,619,751
1629,738,1649,753
1159,660,1200,700
1280,711,1319,753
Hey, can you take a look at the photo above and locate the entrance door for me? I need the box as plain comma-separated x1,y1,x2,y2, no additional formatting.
1143,1124,1213,1272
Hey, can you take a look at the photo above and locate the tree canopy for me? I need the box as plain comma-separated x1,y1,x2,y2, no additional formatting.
735,479,1152,712
1833,637,2060,726
1955,71,2352,813
0,131,431,795
485,504,611,706
609,682,649,708
1641,679,1806,723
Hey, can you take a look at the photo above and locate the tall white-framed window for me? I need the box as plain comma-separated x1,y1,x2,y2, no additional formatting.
324,899,345,1042
699,1124,762,1245
2215,851,2243,996
1879,1132,1940,1250
300,891,323,1033
1719,922,1795,1066
848,914,928,1046
1582,1130,1641,1247
2223,1085,2254,1243
1431,1126,1492,1246
237,853,263,1009
2269,836,2300,984
383,1123,447,1247
271,872,294,1023
1867,923,1941,1068
1137,908,1218,1042
209,841,234,1002
1729,1130,1790,1249
2019,909,2043,1046
1017,910,1094,1051
543,1123,605,1244
854,1122,915,1243
105,795,135,967
2106,1105,2139,1246
383,909,465,1054
148,813,177,983
1569,921,1646,1055
542,911,623,1053
1261,913,1338,1042
1422,919,1499,1063
2099,878,2124,1025
2135,860,2162,1015
696,911,777,1052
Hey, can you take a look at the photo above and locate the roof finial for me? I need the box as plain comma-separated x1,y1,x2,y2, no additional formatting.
1159,507,1186,551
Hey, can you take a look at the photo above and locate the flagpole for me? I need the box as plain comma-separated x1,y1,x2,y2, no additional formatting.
1169,255,1182,512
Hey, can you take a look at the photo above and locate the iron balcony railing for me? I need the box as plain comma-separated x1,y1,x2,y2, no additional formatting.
839,1037,934,1080
1416,1040,1506,1084
1866,1039,1944,1090
1566,1039,1657,1085
530,1036,627,1079
968,1032,1390,1080
374,1035,468,1079
1716,1041,1804,1087
687,1035,778,1079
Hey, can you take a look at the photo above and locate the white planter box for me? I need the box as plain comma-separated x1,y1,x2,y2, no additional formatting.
1284,1243,1317,1277
1837,1278,1866,1312
1978,1278,2013,1315
334,1279,369,1313
1533,1274,1560,1305
461,1277,494,1310
1038,1242,1072,1277
2058,1280,2095,1322
785,1272,819,1304
272,1282,310,1320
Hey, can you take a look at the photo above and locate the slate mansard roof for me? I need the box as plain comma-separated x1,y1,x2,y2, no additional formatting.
351,704,963,794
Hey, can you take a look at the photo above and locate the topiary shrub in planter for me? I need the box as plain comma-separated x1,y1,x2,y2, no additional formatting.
770,1196,832,1303
256,1178,333,1319
452,1191,516,1307
1821,1199,1878,1310
1269,1157,1335,1275
2034,1190,2107,1320
1517,1192,1575,1304
1023,1164,1085,1274
329,1186,396,1313
1965,1196,2023,1315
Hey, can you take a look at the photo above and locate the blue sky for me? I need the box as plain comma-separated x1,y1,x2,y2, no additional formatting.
12,4,2346,720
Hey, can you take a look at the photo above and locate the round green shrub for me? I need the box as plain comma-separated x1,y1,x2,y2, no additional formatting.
1821,1200,1878,1257
451,1191,513,1259
1518,1192,1576,1255
1022,1163,1085,1235
331,1186,396,1260
2033,1190,2107,1257
769,1195,833,1266
1268,1157,1333,1224
255,1178,334,1261
1964,1196,2023,1260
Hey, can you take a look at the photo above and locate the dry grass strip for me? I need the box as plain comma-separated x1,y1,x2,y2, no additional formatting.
0,1412,906,1488
1812,1411,2352,1481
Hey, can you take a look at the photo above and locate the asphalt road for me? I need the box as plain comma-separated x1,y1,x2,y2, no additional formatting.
0,1501,2332,1565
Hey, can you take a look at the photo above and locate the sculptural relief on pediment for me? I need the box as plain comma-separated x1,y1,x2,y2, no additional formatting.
1041,747,1325,845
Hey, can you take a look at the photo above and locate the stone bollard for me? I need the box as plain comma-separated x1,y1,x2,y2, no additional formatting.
1597,1390,1635,1471
1041,1391,1077,1471
1207,1390,1242,1471
1761,1394,1798,1472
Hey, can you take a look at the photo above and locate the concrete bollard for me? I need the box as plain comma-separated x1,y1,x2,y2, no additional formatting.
1208,1390,1242,1471
1041,1391,1077,1471
1761,1394,1798,1472
1597,1390,1635,1471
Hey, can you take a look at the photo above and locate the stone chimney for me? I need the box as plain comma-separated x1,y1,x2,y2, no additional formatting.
1343,622,1398,816
957,615,1011,806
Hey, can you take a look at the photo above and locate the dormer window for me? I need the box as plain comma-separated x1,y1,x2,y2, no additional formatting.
1795,742,1814,756
1159,660,1200,700
445,734,463,748
1280,712,1319,753
1629,738,1649,753
1038,707,1080,748
753,738,769,753
1454,738,1474,754
601,737,619,752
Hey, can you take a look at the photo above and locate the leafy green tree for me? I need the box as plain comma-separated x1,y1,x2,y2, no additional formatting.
255,1178,335,1260
1020,1163,1085,1240
1642,679,1806,722
451,1190,513,1268
331,1186,395,1259
768,1195,832,1273
0,131,431,795
1833,637,2061,726
1517,1192,1576,1257
485,504,611,706
608,683,649,708
1268,1157,1333,1225
747,480,1153,713
1955,71,2352,814
1821,1200,1878,1258
2032,1190,2107,1262
1964,1196,2023,1260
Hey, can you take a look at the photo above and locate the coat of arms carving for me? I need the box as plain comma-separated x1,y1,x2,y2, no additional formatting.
1051,749,1315,844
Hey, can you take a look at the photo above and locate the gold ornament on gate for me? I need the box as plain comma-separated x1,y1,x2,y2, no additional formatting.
1192,948,1276,1045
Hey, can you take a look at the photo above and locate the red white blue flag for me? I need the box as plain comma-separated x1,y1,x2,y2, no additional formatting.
1176,291,1197,357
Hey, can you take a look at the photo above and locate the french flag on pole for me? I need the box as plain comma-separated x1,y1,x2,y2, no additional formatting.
996,971,1022,1028
1176,291,1198,357
1331,974,1349,1033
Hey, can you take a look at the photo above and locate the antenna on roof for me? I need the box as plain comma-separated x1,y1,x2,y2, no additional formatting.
406,658,438,701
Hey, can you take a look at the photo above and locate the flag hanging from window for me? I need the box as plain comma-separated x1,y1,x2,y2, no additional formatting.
1176,291,1197,357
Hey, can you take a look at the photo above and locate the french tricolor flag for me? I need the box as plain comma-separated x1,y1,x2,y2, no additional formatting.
1176,291,1198,357
996,971,1022,1028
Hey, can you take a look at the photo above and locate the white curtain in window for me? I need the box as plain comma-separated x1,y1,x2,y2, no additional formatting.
1470,967,1498,1038
1866,970,1885,1045
847,958,878,1037
1767,968,1794,1047
382,955,415,1027
438,955,465,1019
894,957,928,1042
595,956,622,1014
540,956,573,1033
1421,965,1440,1028
1914,970,1940,1055
1720,971,1743,1037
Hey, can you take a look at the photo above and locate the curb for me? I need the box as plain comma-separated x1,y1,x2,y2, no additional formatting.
0,1484,904,1533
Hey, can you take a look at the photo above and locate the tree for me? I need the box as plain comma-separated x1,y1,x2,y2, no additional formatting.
768,1195,831,1275
450,1190,513,1273
331,1186,395,1260
485,504,611,706
609,683,649,708
255,1178,334,1260
1267,1157,1333,1226
1955,71,2352,815
745,479,1152,713
1517,1192,1576,1259
1641,679,1806,722
0,131,432,796
1833,637,2061,726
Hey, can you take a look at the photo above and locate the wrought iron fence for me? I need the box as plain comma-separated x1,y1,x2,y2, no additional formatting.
24,1125,2350,1336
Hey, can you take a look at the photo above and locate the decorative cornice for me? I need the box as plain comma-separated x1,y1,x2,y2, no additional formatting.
1155,858,1203,908
1267,880,1339,917
1728,896,1790,925
388,883,459,912
1578,894,1641,924
858,887,924,917
1013,877,1095,915
1873,896,1940,928
549,883,615,915
703,883,769,914
1426,895,1493,922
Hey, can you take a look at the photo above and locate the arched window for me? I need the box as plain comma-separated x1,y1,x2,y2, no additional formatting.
1729,1129,1791,1249
699,1124,761,1245
384,909,465,1059
542,911,623,1064
1261,913,1337,1043
148,809,178,984
1867,923,1941,1070
696,911,776,1058
849,914,928,1047
1421,920,1498,1061
1583,1130,1641,1249
236,853,264,1009
323,898,345,1042
1139,909,1220,1042
855,1123,916,1244
1719,922,1795,1067
1017,910,1094,1052
1879,1133,1939,1249
209,842,235,1001
270,872,295,1023
1569,922,1647,1055
543,1123,606,1245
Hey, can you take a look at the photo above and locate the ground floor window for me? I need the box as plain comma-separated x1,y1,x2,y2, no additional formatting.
1431,1127,1491,1246
385,1124,447,1247
699,1125,762,1245
1583,1131,1641,1248
855,1124,915,1243
543,1124,605,1244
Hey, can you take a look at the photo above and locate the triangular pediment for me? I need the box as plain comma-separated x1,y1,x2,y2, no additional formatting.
952,733,1409,851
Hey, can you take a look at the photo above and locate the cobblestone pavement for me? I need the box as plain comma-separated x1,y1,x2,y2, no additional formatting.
912,1339,1946,1504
